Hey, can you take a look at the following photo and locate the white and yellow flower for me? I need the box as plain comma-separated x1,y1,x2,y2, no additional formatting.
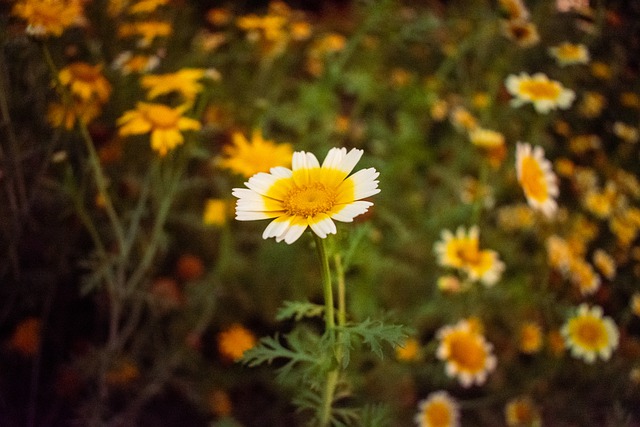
505,72,575,113
232,147,380,244
515,142,559,218
561,304,619,363
548,42,590,67
434,226,505,286
414,391,461,427
436,319,497,387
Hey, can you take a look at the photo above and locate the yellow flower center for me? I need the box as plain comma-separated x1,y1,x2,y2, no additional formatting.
448,332,486,372
422,401,452,427
283,183,336,217
571,317,607,349
519,79,561,100
520,156,548,201
141,104,180,129
455,244,481,265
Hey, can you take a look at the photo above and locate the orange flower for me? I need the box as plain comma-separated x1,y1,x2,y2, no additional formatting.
8,317,41,356
217,324,257,361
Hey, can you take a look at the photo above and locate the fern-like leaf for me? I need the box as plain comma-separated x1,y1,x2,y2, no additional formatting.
276,300,325,321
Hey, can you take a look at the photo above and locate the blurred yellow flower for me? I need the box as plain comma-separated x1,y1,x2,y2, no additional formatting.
569,134,601,154
590,61,612,79
217,324,257,361
609,208,640,247
203,198,228,226
548,42,590,66
583,182,619,219
518,322,543,354
128,0,169,15
562,304,619,363
117,102,201,156
515,142,559,218
569,258,600,296
437,275,465,293
434,226,505,286
395,337,421,362
592,249,616,280
469,127,507,168
112,51,161,75
58,62,112,103
497,204,536,231
499,0,530,20
436,319,497,387
546,234,573,272
118,21,172,47
206,8,232,26
46,100,101,130
500,19,540,48
505,396,541,427
232,147,380,244
506,72,575,113
631,292,640,317
578,91,607,118
414,391,460,427
613,122,639,143
141,68,209,102
220,130,293,178
237,12,289,57
449,106,478,131
620,92,640,108
12,0,84,37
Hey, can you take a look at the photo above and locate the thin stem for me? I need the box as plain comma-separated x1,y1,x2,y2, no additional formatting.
333,253,346,329
314,234,341,427
40,42,126,255
314,234,335,331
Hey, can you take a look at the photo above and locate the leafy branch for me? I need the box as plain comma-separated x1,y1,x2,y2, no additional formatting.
276,300,325,322
335,319,409,368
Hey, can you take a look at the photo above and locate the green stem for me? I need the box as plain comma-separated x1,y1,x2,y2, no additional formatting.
313,234,337,427
333,253,346,329
40,42,126,255
314,234,335,331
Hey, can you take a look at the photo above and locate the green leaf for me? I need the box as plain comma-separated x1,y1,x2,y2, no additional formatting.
358,404,392,427
241,327,325,383
337,319,408,363
276,300,325,322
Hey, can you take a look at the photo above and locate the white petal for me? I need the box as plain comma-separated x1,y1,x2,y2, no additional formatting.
232,188,258,199
321,147,347,169
348,168,380,198
337,148,364,175
331,201,373,222
269,166,293,178
309,214,337,238
263,217,291,239
292,151,319,171
282,223,307,244
236,211,280,220
245,173,281,196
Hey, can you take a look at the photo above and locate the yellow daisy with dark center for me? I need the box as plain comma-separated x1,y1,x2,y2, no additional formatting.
233,147,379,244
12,0,84,37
